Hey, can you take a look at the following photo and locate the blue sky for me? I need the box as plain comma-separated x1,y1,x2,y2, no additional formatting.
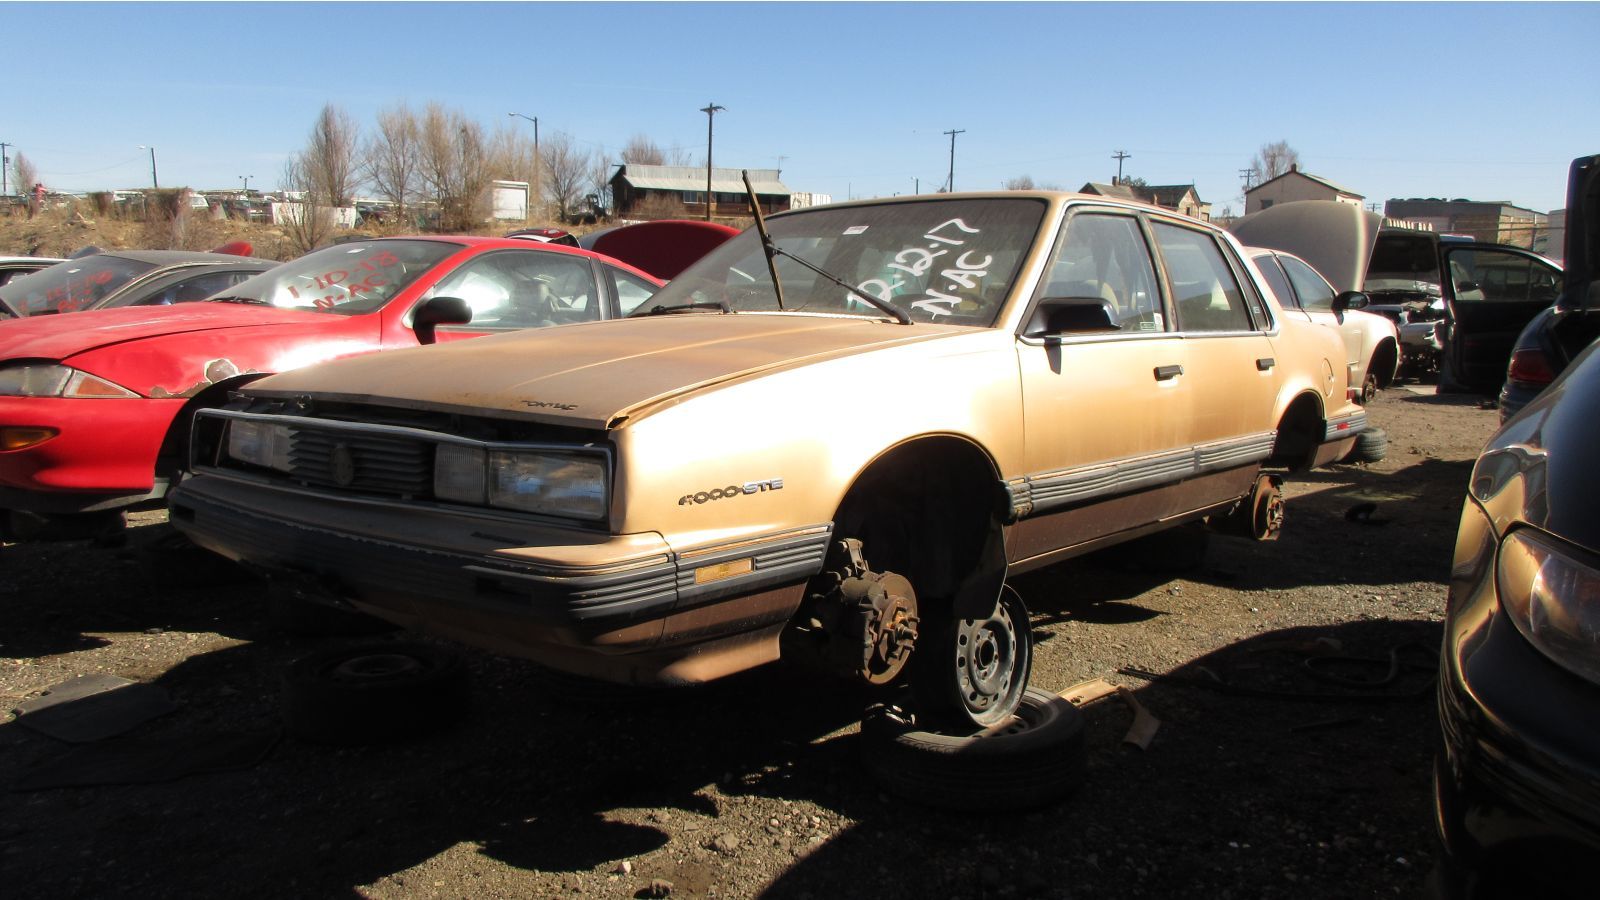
8,2,1597,213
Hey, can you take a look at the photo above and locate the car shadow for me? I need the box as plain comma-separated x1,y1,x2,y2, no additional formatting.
755,616,1442,899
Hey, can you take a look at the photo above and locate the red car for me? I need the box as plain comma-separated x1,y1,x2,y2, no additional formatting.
0,231,729,542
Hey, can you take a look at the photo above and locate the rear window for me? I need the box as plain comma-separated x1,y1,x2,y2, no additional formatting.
0,255,157,316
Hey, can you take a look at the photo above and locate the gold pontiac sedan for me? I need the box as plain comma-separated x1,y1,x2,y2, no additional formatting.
171,192,1366,729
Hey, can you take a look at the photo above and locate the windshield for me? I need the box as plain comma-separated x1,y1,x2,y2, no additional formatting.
217,240,460,314
0,255,156,316
648,198,1047,326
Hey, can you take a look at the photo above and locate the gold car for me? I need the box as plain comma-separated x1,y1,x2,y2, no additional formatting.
171,192,1365,729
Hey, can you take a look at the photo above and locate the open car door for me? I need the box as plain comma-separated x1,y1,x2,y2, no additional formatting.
1441,243,1564,390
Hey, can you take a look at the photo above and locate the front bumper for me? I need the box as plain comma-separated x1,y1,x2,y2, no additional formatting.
0,396,183,512
169,473,830,684
1435,515,1600,896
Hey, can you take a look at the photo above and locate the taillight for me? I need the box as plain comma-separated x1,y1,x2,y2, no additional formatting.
1507,348,1556,385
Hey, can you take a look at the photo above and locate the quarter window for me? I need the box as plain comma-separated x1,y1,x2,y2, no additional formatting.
1152,223,1253,333
609,266,659,316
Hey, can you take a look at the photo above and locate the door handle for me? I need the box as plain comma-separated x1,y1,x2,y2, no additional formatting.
1256,357,1276,370
1154,364,1184,381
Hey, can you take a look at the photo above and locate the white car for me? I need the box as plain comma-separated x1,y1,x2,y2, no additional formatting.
1249,247,1401,402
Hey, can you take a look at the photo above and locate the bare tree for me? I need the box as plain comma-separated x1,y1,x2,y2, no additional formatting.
541,133,595,221
11,151,38,196
587,155,616,219
1004,175,1036,191
417,104,493,231
303,104,362,207
621,134,691,167
364,103,421,217
279,154,334,254
1248,140,1301,185
621,134,665,165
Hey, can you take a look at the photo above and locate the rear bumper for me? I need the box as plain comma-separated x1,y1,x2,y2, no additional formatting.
169,473,828,684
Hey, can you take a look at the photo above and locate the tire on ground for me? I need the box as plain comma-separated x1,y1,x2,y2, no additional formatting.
861,686,1086,812
1342,427,1389,464
282,641,469,745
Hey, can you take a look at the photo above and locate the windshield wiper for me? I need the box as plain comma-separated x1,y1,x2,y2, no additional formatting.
207,296,272,306
643,301,731,315
741,170,911,326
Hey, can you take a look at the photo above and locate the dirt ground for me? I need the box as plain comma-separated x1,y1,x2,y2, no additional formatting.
0,387,1498,899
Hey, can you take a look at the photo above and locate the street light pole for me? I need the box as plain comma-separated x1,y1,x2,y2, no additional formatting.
700,102,724,221
509,112,540,219
139,145,158,189
240,175,252,193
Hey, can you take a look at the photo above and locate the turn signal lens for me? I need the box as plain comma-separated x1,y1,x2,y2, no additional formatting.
1,426,59,451
63,371,139,398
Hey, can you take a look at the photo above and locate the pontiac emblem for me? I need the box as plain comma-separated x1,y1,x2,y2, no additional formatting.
330,443,357,487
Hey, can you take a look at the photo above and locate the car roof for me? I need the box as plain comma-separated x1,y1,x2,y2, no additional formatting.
99,249,273,265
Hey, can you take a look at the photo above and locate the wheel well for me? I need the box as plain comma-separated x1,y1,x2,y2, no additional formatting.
1371,338,1399,388
1268,392,1325,470
831,437,1005,612
154,374,269,478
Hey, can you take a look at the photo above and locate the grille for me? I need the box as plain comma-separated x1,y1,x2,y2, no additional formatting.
287,426,433,496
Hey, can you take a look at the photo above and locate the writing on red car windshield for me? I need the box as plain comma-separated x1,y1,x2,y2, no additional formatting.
286,250,401,309
850,218,993,318
43,270,117,313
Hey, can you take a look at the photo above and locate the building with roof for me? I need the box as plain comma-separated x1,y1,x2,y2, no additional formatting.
1382,198,1549,249
1244,165,1363,214
1079,181,1212,221
609,165,790,220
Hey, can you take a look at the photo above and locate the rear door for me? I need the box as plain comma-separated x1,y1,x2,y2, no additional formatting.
1441,244,1564,389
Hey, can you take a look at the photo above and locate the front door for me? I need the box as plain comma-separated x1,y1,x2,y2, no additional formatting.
1441,244,1564,390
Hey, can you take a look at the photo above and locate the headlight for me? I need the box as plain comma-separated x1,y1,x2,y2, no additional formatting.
0,364,139,398
431,445,607,521
1498,528,1600,685
227,420,292,472
489,450,607,521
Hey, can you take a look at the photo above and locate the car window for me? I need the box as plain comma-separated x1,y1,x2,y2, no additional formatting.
1253,254,1297,310
1279,255,1338,311
0,255,157,316
138,270,258,307
608,266,659,316
1152,223,1253,333
1447,247,1564,305
432,251,600,329
223,240,459,315
1041,213,1164,332
651,197,1046,326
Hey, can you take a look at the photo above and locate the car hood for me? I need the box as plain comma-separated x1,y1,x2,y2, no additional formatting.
0,303,337,361
251,314,972,430
1230,202,1383,295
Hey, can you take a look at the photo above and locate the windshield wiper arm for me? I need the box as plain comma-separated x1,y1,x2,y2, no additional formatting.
207,296,271,306
643,301,731,315
741,171,911,326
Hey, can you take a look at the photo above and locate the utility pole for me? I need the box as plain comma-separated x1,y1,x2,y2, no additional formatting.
1112,150,1131,185
138,145,159,189
700,102,725,221
509,113,540,218
1,142,9,196
943,129,965,192
240,175,252,193
1239,168,1256,191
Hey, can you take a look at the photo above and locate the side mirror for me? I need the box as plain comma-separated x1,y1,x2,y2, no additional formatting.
1024,296,1118,339
1331,290,1370,313
413,296,472,345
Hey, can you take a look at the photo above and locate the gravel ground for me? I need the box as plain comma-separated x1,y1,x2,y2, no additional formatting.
0,387,1498,899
